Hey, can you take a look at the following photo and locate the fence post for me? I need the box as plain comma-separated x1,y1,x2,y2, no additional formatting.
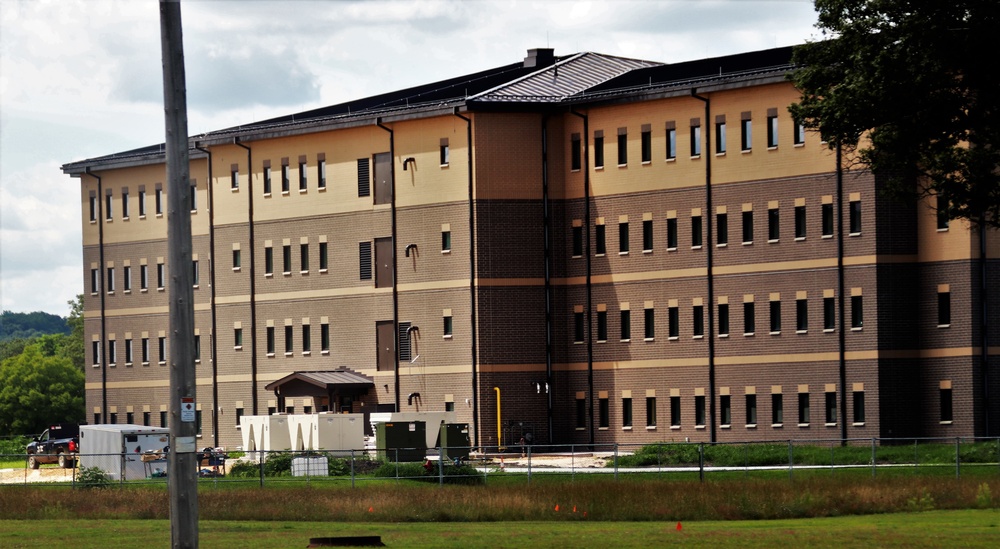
744,442,749,479
955,437,961,479
438,447,444,486
914,439,918,472
699,443,705,483
571,444,575,482
871,438,876,478
350,449,355,489
527,444,532,485
787,440,793,481
614,443,619,481
259,453,264,487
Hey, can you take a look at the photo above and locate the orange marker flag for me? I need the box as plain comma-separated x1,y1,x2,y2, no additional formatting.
554,504,560,512
368,507,374,513
676,522,682,531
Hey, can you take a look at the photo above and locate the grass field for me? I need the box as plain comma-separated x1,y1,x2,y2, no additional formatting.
1,510,999,548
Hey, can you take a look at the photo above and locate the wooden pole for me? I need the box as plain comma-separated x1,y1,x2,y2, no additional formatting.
159,1,198,547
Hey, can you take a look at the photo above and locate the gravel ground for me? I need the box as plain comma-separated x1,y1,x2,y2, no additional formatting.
0,466,77,484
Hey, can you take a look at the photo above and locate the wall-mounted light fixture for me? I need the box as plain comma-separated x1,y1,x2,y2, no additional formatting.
405,243,418,257
402,157,416,171
407,392,421,405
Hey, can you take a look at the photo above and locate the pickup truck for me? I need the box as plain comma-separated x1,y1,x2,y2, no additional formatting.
26,423,79,469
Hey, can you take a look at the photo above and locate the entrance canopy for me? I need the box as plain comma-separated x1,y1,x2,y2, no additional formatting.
264,367,374,412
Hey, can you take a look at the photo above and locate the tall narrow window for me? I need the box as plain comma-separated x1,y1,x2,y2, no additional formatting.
619,221,629,254
572,225,583,257
266,327,275,355
691,215,702,247
744,301,756,334
230,248,240,270
440,138,450,165
938,289,951,326
596,310,608,342
937,193,950,230
319,242,328,270
281,161,290,193
576,397,587,429
720,394,732,426
693,305,704,337
670,395,681,427
574,311,585,343
695,395,706,427
644,307,655,340
156,262,165,290
302,324,311,353
690,119,702,156
192,260,199,287
92,340,100,365
189,181,197,211
715,116,726,154
853,391,865,423
264,246,274,275
740,112,752,151
263,164,272,194
940,385,953,422
570,133,581,171
158,336,166,363
622,397,633,428
121,188,130,218
284,325,293,354
318,156,327,189
717,212,728,245
769,299,781,333
768,206,780,241
640,125,651,163
849,200,862,234
772,393,783,425
824,296,836,331
595,223,606,255
105,191,113,220
617,128,627,165
825,391,837,424
742,210,754,244
443,313,453,337
798,393,810,424
646,396,657,427
89,194,98,222
795,205,806,238
796,298,808,332
666,122,676,159
746,394,757,424
141,337,149,363
108,339,116,365
851,295,863,329
822,203,834,237
123,266,131,292
767,109,778,148
718,303,729,336
138,188,146,216
599,398,609,428
298,158,307,191
666,217,678,250
140,264,148,291
321,322,330,352
642,219,653,252
193,335,200,362
594,131,605,168
300,243,309,272
234,328,243,348
282,244,291,274
794,122,805,145
90,268,99,294
620,309,631,341
231,166,239,190
155,186,163,215
668,306,679,339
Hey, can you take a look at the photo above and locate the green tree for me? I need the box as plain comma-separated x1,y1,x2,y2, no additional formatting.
60,295,85,371
0,342,85,435
791,0,1000,227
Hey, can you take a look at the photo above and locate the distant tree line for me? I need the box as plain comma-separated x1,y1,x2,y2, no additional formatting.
0,310,69,341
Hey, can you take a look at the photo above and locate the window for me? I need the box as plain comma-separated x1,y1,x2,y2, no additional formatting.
715,118,726,154
141,337,149,364
620,309,631,341
798,393,810,424
89,194,98,222
124,338,132,364
744,301,755,334
644,307,655,340
263,165,272,194
825,392,837,424
691,215,702,247
717,212,728,245
160,411,168,428
668,306,679,339
666,124,676,159
772,393,783,425
767,112,778,148
189,182,197,211
595,223,606,255
123,266,131,292
440,139,450,165
155,187,163,215
143,411,151,426
233,249,241,270
718,303,730,336
302,325,311,353
769,300,781,333
156,262,165,290
666,218,678,250
193,335,200,362
741,115,752,151
576,398,586,429
105,192,113,220
622,398,633,427
444,402,454,412
138,188,146,217
849,200,862,234
235,408,244,428
642,219,653,252
284,325,293,354
264,246,274,275
594,132,605,168
619,221,629,254
90,268,100,294
140,265,148,291
121,189,129,218
646,397,657,427
158,336,166,363
90,340,99,365
438,228,451,252
851,295,863,329
319,242,328,270
796,298,808,332
192,260,199,287
641,126,651,163
300,243,309,272
234,328,243,348
572,225,583,257
937,193,950,230
794,122,805,145
266,327,275,355
617,128,627,165
599,398,609,428
746,394,757,424
570,134,581,171
318,158,327,189
443,314,453,337
795,205,806,238
693,305,704,337
574,311,585,343
282,245,291,274
359,241,372,280
110,413,117,425
742,210,754,243
768,207,779,241
938,290,951,326
596,310,607,342
695,395,706,427
940,386,953,422
231,167,239,190
321,322,330,352
853,391,865,423
824,297,836,331
195,411,203,433
299,160,307,191
108,339,116,365
822,203,834,237
690,121,701,156
720,395,732,426
281,162,290,193
670,395,681,427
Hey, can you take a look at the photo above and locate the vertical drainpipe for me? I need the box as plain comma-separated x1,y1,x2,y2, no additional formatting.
194,143,219,443
691,91,717,442
376,119,399,411
541,115,554,443
233,138,258,415
836,144,848,442
87,168,108,423
454,109,479,447
570,109,593,445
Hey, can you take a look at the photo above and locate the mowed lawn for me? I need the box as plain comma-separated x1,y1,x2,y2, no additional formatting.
1,510,999,548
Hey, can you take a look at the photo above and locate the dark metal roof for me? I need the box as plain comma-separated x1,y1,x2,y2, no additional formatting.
264,367,374,392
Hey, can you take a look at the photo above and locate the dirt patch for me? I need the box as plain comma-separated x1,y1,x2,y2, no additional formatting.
0,467,76,484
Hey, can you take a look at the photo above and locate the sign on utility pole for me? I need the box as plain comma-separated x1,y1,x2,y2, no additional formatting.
159,1,198,547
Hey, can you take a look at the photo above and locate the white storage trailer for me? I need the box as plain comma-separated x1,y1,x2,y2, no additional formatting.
78,424,170,481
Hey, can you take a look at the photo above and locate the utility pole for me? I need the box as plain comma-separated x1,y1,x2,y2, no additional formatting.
160,1,198,547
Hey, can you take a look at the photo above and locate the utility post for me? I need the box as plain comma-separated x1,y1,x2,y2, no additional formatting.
159,1,198,547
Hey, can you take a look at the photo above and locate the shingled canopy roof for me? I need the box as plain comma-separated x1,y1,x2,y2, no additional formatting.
264,367,374,398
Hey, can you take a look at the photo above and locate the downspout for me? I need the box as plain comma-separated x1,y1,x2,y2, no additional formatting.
979,213,989,435
233,138,258,415
454,109,480,447
836,144,848,442
570,109,593,445
194,143,219,443
691,91,717,442
87,168,108,423
376,119,399,411
541,115,554,444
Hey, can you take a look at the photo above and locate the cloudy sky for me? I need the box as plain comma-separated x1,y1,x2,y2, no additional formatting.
0,0,821,316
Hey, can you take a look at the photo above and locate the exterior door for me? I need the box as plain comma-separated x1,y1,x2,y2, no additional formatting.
376,320,395,371
374,237,394,288
373,152,392,205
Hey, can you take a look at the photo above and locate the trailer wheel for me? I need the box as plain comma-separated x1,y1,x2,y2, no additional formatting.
58,451,74,469
28,455,40,469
